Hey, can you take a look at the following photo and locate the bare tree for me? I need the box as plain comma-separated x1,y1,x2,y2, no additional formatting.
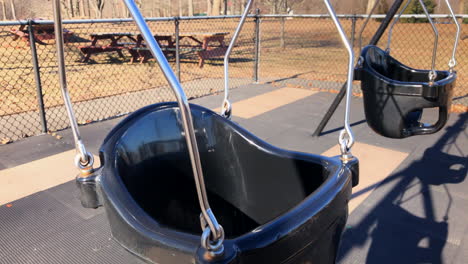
264,0,303,14
366,0,376,14
153,0,162,16
70,0,75,17
9,0,16,20
212,0,221,15
1,0,6,20
230,0,236,15
61,0,73,18
222,0,226,14
178,0,183,16
188,0,193,16
90,0,105,18
79,0,86,17
206,0,212,15
167,0,172,16
120,0,127,17
111,0,116,17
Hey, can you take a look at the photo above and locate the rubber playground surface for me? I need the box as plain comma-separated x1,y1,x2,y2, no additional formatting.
0,83,466,263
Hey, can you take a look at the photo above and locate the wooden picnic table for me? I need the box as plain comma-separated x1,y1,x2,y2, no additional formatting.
79,32,173,62
129,32,230,67
79,32,138,62
79,31,230,67
10,24,74,45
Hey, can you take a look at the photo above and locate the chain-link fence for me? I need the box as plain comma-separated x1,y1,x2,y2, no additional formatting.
0,14,467,142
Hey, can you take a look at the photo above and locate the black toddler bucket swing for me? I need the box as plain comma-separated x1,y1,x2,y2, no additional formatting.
354,0,459,139
52,0,359,263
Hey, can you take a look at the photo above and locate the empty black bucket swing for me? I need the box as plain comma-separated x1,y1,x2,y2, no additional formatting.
52,0,360,263
354,0,459,139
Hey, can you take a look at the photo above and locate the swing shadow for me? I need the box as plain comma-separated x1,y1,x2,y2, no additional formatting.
338,112,467,263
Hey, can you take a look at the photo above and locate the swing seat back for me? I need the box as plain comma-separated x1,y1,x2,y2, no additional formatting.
77,102,358,264
355,45,456,138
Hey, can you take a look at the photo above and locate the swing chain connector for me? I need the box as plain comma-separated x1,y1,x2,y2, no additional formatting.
200,211,225,258
74,150,94,176
448,58,456,73
339,129,354,161
428,70,437,86
220,99,232,119
357,56,364,67
443,0,460,73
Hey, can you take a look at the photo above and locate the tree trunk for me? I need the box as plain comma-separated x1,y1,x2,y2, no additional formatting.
207,0,212,15
178,0,183,16
230,0,236,15
91,0,105,18
155,0,161,16
9,0,16,20
188,0,193,16
87,0,91,17
1,0,6,20
241,0,245,13
121,1,128,17
69,0,74,17
459,0,465,13
221,0,228,15
366,0,377,14
168,0,172,16
272,2,277,14
111,0,116,17
212,0,221,15
79,0,85,17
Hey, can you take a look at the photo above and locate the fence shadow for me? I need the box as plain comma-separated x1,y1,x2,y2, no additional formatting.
338,112,467,263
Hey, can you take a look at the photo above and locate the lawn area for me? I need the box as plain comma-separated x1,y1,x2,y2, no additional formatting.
0,17,466,130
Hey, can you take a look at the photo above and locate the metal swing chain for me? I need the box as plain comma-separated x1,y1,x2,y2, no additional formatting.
357,0,381,66
417,0,439,85
52,0,94,174
122,0,225,256
385,0,412,54
324,0,355,157
443,0,461,72
387,0,459,74
221,0,254,118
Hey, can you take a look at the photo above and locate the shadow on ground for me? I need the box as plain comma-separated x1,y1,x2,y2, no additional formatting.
338,112,468,263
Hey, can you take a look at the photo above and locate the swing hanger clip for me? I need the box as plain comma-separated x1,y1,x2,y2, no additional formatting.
74,143,94,176
200,210,225,258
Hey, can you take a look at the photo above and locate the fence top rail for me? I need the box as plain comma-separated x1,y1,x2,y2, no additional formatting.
259,14,468,19
0,13,467,26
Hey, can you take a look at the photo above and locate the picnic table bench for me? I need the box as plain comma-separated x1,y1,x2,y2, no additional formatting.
10,24,74,45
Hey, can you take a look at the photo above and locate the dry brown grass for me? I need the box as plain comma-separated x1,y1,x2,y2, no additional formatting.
0,18,467,118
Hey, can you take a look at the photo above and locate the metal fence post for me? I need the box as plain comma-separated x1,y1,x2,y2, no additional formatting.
280,17,285,49
28,19,48,133
175,17,181,81
350,15,357,48
253,8,261,83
